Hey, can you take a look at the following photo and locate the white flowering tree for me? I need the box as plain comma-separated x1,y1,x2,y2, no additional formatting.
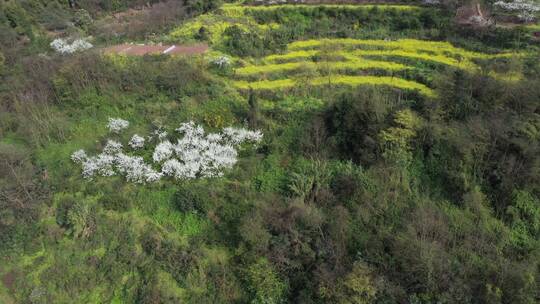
50,38,93,55
129,134,145,150
494,0,540,22
71,119,262,184
422,0,440,5
211,56,231,68
107,118,130,133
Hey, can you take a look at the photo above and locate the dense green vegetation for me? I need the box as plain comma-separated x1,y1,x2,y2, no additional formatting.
1,1,540,303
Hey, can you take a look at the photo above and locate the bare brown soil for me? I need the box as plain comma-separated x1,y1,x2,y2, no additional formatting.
1,271,17,293
455,3,491,26
104,43,209,56
93,1,187,40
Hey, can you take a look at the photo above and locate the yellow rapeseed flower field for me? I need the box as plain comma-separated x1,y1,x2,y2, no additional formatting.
288,38,516,59
220,3,422,14
231,37,523,97
235,59,409,76
233,75,435,97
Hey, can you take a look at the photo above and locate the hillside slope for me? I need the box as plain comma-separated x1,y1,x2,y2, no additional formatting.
1,1,540,303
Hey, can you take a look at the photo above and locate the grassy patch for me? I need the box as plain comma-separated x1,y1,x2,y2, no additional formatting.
130,187,209,241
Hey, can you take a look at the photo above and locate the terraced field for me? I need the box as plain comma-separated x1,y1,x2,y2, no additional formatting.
168,3,430,44
231,38,519,97
164,3,523,98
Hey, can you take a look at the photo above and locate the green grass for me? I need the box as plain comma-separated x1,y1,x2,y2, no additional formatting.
266,50,319,62
131,187,208,242
0,286,15,304
524,23,540,31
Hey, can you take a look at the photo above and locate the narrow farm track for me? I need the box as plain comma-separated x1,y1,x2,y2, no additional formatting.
103,43,209,56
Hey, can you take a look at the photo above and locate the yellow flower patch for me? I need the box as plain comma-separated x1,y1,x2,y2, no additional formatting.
221,4,422,13
233,75,435,97
288,38,517,60
236,59,409,76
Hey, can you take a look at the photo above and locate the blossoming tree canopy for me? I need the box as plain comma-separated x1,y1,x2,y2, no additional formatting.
494,0,540,21
71,120,263,183
129,134,145,149
107,118,130,133
50,38,93,54
212,56,232,68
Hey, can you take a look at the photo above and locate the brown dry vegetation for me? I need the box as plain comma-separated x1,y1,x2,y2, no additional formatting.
92,0,188,40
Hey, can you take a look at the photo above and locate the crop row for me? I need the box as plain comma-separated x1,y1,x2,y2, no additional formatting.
168,5,432,45
231,38,523,96
235,58,409,76
220,3,422,16
262,48,477,71
287,38,516,59
233,75,435,97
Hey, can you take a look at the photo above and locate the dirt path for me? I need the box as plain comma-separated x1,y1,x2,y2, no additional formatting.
104,43,209,56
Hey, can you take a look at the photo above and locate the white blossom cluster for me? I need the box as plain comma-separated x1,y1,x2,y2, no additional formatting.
103,140,123,154
71,149,88,163
222,127,264,145
149,126,168,141
494,0,540,21
129,134,145,149
77,153,116,178
153,140,174,163
115,153,163,183
107,118,130,133
154,121,262,179
256,0,287,4
50,38,93,54
71,120,262,184
422,0,440,5
71,135,160,183
211,56,231,68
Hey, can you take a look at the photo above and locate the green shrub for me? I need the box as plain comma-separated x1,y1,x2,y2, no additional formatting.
184,0,222,14
171,184,206,214
333,262,377,304
73,9,93,31
246,258,287,304
55,195,76,229
223,25,265,57
507,190,540,254
99,192,132,212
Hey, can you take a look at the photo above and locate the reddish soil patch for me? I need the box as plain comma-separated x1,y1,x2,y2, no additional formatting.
2,271,17,293
104,43,208,56
167,44,209,55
